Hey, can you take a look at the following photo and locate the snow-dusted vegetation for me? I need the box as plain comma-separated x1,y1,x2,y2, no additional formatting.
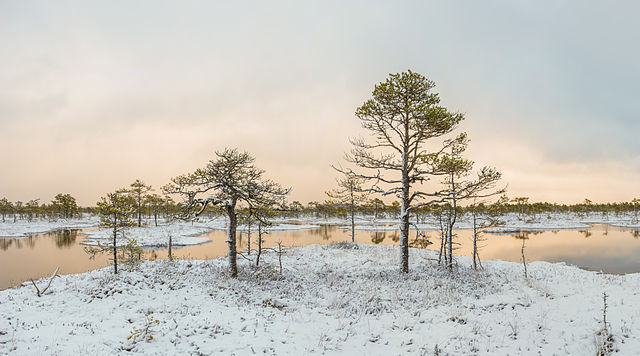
2,243,638,355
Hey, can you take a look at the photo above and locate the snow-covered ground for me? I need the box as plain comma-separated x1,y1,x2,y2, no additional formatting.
1,243,637,355
0,216,99,237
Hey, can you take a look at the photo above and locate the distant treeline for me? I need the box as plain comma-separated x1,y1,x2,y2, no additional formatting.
1,194,638,223
205,196,640,221
0,194,85,222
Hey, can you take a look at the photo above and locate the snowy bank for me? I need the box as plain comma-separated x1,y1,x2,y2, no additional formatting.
2,244,639,355
338,224,399,232
293,212,639,233
0,216,99,237
81,221,217,248
235,223,320,232
609,223,640,229
82,221,321,248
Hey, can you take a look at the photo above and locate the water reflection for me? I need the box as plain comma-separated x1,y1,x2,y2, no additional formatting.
309,225,336,240
0,239,13,250
0,230,79,250
579,230,592,238
2,223,640,289
371,231,385,244
24,236,36,249
0,229,110,289
54,230,77,248
512,231,541,240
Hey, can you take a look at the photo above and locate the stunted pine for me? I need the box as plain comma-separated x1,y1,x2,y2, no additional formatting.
144,194,166,227
51,193,79,219
340,70,464,273
326,172,368,242
96,189,136,274
130,179,152,227
0,198,10,222
433,133,503,269
163,148,289,277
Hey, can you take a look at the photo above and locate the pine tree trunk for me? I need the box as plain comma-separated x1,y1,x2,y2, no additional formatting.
472,210,477,270
137,194,142,227
350,202,355,243
521,239,528,279
400,153,410,274
247,222,251,255
112,214,118,274
447,212,453,268
438,215,444,265
227,200,238,278
447,174,458,270
256,222,262,267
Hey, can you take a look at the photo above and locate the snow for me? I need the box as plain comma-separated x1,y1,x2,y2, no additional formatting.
338,224,399,232
236,223,320,232
0,216,99,237
81,223,213,248
283,215,399,226
2,243,639,355
610,223,640,229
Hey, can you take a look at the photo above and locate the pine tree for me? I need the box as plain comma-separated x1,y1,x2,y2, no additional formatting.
51,193,79,219
339,70,464,273
96,189,136,274
130,179,152,227
163,148,289,277
432,133,503,269
326,172,368,242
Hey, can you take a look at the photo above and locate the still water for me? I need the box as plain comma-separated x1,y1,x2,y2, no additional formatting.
1,224,639,289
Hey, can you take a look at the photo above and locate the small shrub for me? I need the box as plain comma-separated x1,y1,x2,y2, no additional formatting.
128,313,160,343
122,238,143,271
595,292,615,355
327,241,359,250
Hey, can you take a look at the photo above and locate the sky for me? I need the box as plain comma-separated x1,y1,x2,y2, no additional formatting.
1,1,639,206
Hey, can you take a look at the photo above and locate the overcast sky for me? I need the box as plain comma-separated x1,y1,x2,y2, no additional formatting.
1,1,639,206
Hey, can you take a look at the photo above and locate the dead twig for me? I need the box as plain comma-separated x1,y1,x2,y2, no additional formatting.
30,266,59,297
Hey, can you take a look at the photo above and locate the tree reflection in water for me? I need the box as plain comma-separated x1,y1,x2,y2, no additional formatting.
579,230,593,238
54,229,77,248
0,239,14,250
24,236,36,249
370,231,385,244
309,225,335,241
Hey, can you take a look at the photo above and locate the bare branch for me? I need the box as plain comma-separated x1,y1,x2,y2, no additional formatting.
30,266,59,297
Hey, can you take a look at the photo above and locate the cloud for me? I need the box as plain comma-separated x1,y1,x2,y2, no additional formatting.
1,1,638,205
